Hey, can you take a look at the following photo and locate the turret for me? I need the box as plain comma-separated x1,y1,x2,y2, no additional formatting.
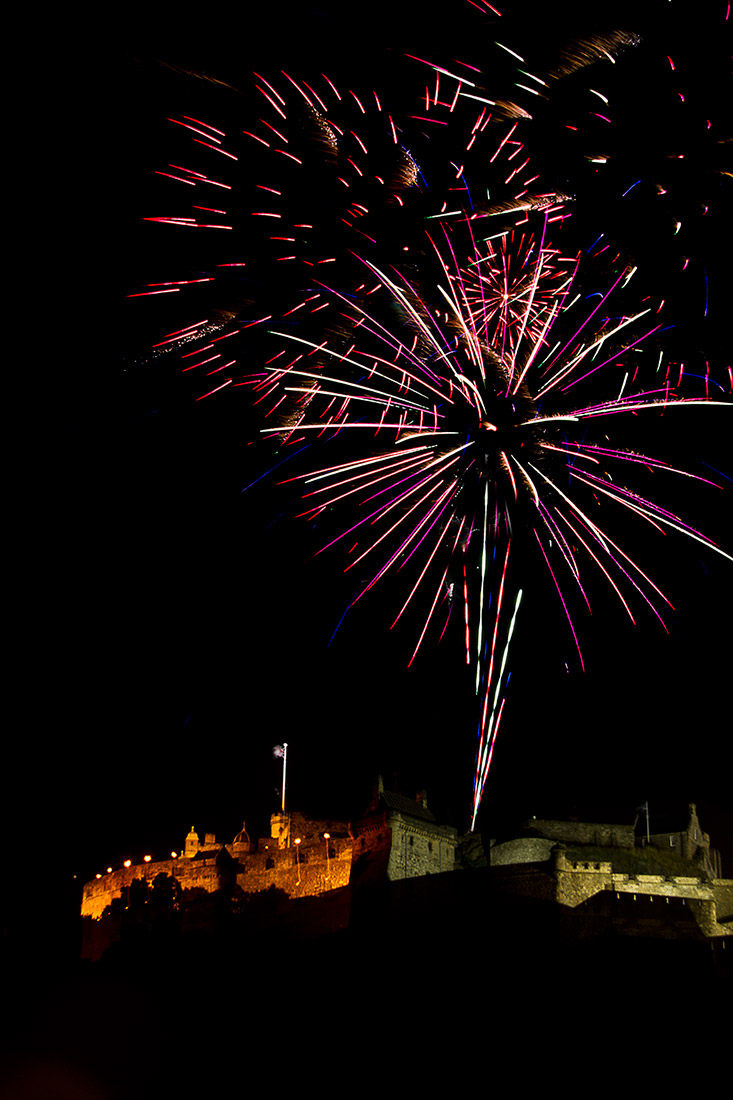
184,825,200,858
270,812,290,849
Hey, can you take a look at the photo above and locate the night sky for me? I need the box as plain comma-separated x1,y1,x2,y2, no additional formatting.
27,1,732,905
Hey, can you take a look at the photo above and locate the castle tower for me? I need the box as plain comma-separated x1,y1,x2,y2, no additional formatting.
184,825,200,858
270,812,291,849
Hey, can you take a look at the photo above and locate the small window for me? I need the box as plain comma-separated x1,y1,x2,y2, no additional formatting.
266,857,274,870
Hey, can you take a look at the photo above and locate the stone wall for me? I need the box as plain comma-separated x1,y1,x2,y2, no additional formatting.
490,837,555,867
82,857,190,921
386,813,456,880
488,864,557,904
524,819,635,849
713,880,733,922
81,836,353,921
548,849,733,938
234,838,352,898
553,850,613,908
268,812,350,850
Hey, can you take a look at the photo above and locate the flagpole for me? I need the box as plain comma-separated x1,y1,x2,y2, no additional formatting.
281,742,288,813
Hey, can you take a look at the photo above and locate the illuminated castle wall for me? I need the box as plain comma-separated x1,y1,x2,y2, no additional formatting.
81,794,728,958
81,783,459,926
350,780,458,881
81,811,353,923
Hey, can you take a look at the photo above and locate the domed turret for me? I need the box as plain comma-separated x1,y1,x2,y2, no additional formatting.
233,820,252,850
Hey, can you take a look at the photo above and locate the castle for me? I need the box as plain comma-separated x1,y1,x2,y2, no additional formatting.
81,810,354,923
81,778,459,953
488,803,732,941
81,794,731,959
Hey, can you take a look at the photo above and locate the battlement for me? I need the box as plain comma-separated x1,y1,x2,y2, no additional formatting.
564,858,613,874
551,848,732,935
486,806,732,942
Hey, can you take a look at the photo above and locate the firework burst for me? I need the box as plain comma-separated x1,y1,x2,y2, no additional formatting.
122,7,731,825
253,216,730,825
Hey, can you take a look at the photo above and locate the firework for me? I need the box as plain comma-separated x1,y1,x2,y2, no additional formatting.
255,217,730,825
123,7,731,827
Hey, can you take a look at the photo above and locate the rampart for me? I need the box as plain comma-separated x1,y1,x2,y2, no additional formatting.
490,837,556,866
523,819,635,849
552,849,732,937
82,815,353,922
